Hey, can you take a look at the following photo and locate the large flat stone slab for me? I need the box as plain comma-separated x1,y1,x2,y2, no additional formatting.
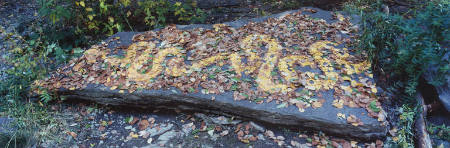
37,8,387,140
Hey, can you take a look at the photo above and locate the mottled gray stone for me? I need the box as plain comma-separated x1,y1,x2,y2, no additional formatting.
57,8,386,140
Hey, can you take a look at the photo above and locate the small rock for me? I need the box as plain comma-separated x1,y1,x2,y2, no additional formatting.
182,122,194,135
265,130,275,138
194,113,212,124
257,134,265,141
277,136,285,141
207,129,214,137
149,123,173,137
277,140,285,146
147,138,153,144
211,116,230,125
331,141,342,148
148,117,156,124
125,135,132,141
111,130,118,134
249,121,265,132
220,130,229,136
139,130,150,138
157,130,179,145
125,126,132,130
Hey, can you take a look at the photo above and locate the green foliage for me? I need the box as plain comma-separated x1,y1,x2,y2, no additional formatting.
263,0,307,10
0,27,67,147
1,102,62,147
358,0,449,96
343,0,382,14
427,123,450,141
369,100,380,112
345,1,449,147
395,104,416,148
39,90,53,104
38,0,206,38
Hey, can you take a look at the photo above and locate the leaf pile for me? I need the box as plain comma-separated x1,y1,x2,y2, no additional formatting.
36,8,385,123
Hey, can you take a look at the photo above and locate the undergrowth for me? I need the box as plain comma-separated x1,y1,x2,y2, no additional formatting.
345,0,449,147
0,0,207,147
0,24,67,147
358,0,449,96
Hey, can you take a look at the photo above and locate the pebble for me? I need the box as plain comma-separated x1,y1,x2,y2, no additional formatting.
249,121,265,132
124,126,132,130
257,134,266,140
149,123,173,137
220,130,229,136
182,122,194,135
157,131,179,145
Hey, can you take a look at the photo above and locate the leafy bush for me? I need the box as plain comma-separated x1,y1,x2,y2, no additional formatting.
358,0,449,96
0,27,66,147
39,0,206,38
346,1,449,147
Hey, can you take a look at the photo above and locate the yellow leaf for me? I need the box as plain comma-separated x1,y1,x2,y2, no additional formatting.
88,15,94,21
371,87,377,93
110,86,118,90
108,17,114,23
127,11,131,17
86,7,93,12
311,101,323,108
332,99,344,109
130,132,139,138
337,14,345,21
240,139,249,144
337,113,346,119
80,1,85,7
392,137,399,142
174,2,182,7
69,87,76,90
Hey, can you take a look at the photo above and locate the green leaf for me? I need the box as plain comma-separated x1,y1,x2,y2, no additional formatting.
369,100,380,112
188,87,195,93
125,116,133,123
276,102,287,108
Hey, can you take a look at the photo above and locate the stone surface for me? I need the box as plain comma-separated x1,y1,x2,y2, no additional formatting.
41,8,387,140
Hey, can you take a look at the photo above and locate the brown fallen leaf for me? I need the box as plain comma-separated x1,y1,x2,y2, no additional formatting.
237,130,244,137
249,136,257,141
311,101,323,108
129,117,139,125
138,119,150,130
67,131,77,139
98,126,105,131
240,139,250,144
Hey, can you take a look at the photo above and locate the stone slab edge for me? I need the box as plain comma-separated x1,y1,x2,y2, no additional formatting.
59,7,386,140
